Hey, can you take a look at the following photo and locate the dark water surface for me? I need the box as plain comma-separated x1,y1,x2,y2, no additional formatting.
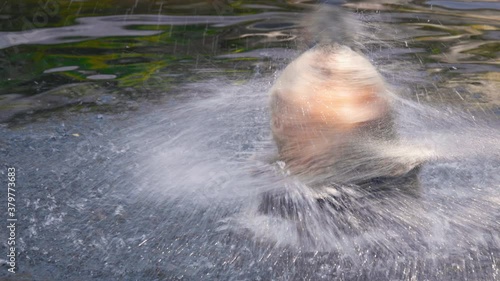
0,0,499,280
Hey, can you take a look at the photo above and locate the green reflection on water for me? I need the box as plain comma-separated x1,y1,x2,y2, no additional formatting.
465,42,500,59
0,0,498,123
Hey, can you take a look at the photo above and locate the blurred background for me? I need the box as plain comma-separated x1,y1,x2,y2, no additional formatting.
0,0,498,123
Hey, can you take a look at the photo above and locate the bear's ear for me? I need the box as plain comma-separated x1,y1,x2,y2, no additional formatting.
270,91,287,131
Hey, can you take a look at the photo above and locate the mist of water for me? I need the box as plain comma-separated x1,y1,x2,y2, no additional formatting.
113,69,499,253
106,5,499,278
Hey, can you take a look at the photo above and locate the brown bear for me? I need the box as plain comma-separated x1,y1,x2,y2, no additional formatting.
269,44,421,186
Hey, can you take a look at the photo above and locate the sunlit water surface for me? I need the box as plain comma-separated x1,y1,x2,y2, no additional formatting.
0,0,499,280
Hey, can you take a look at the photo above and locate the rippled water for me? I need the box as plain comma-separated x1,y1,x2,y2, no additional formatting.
0,1,499,280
